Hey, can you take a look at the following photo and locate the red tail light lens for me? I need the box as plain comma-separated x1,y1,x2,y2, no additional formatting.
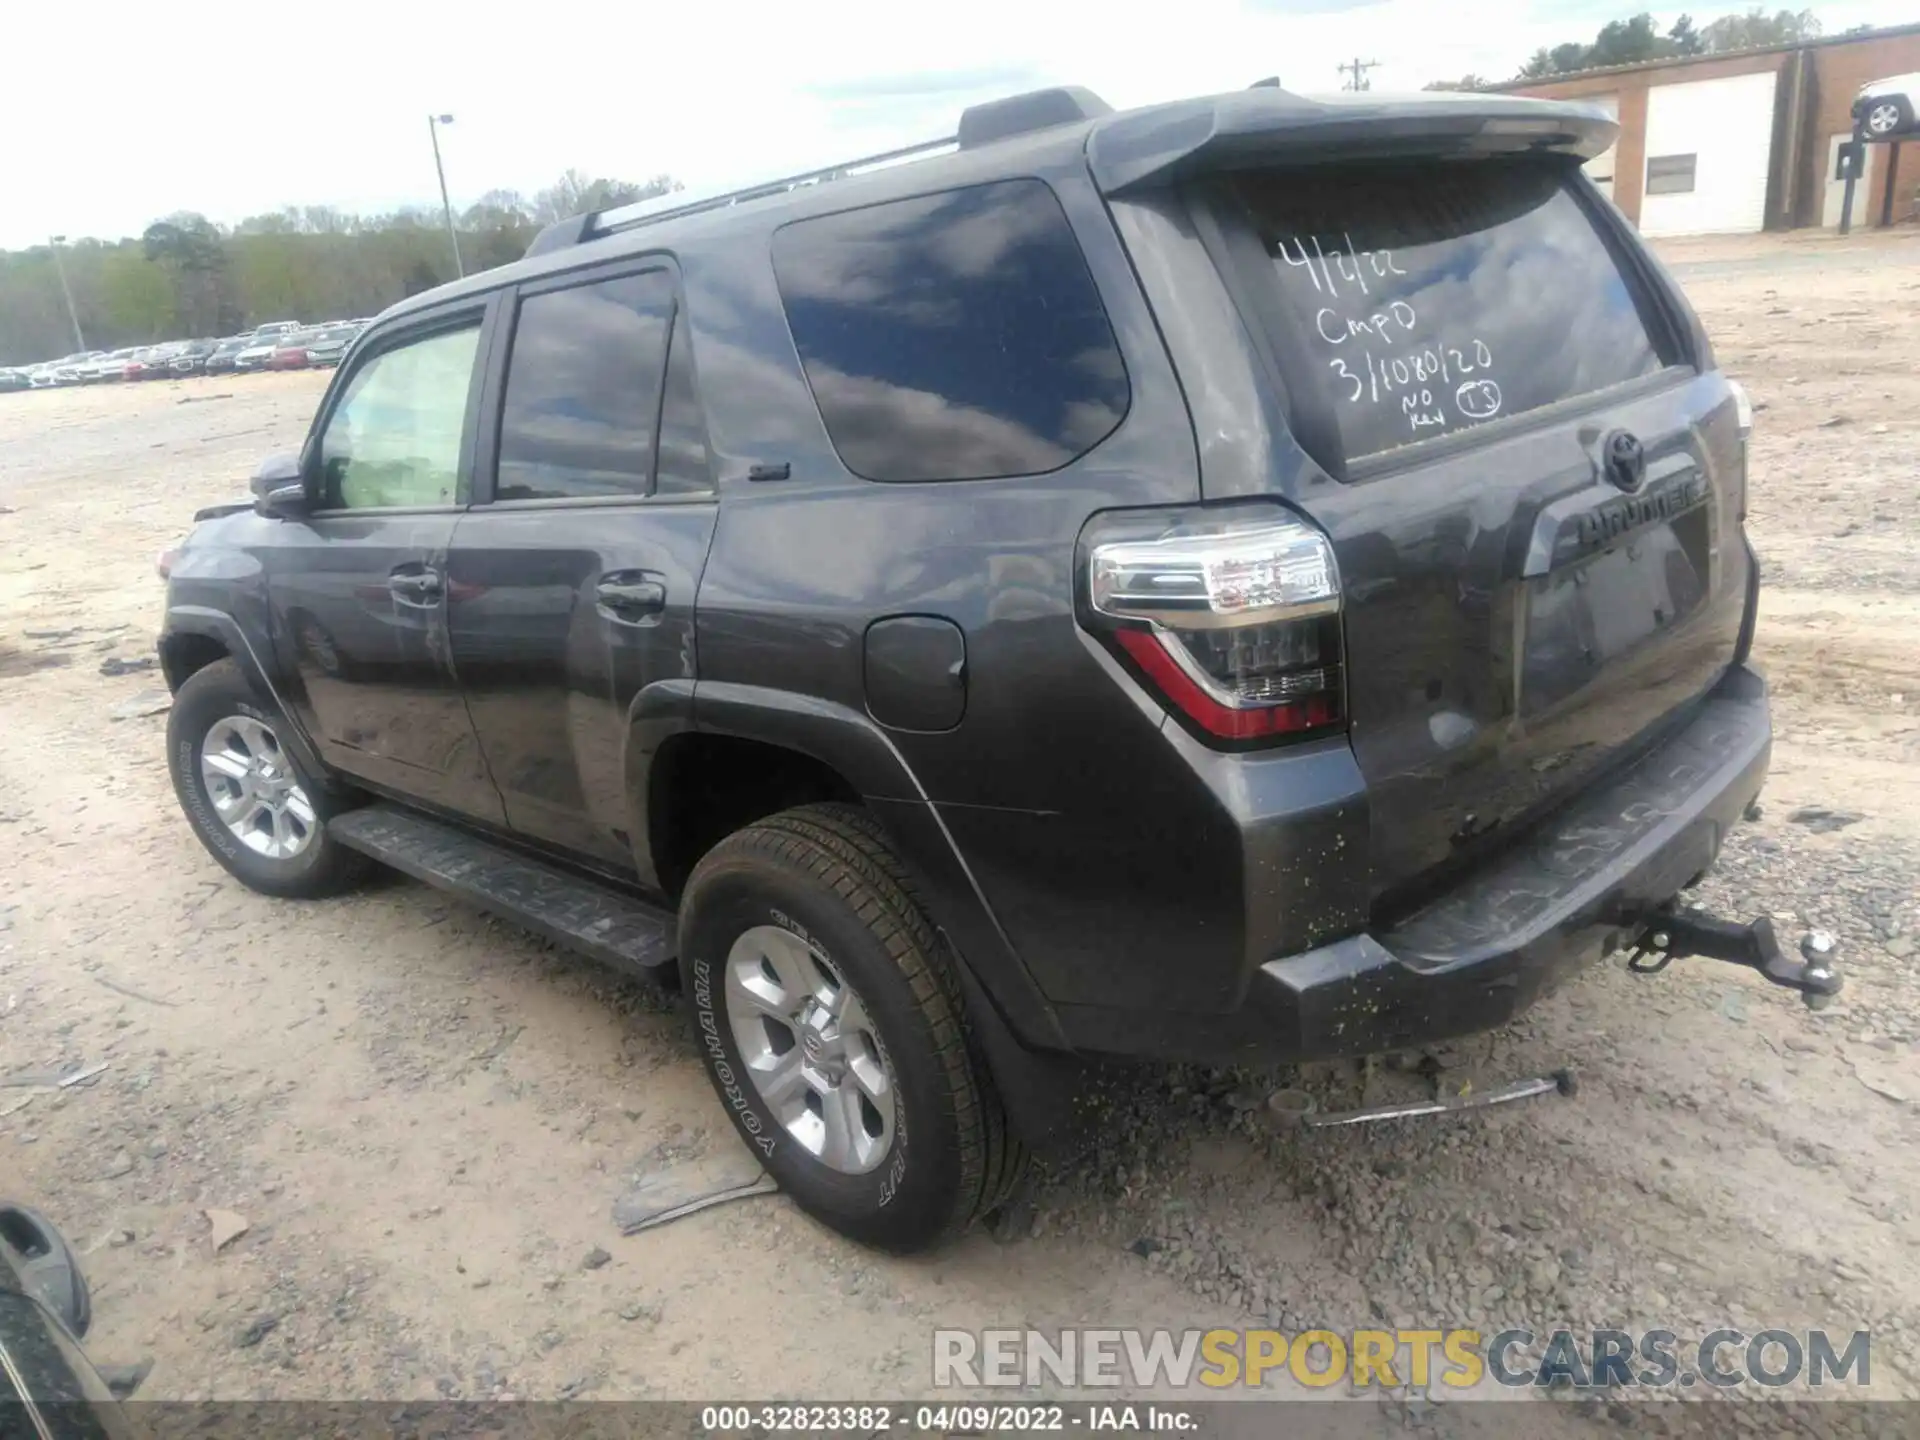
1089,515,1344,744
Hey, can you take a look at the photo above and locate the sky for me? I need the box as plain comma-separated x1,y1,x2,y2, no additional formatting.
4,0,1915,249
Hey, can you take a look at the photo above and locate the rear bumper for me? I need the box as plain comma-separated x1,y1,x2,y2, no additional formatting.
1055,664,1771,1064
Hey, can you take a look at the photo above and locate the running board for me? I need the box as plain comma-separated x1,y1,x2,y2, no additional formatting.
328,805,675,974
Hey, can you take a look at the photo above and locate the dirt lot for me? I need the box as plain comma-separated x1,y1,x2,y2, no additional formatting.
2,232,1917,1424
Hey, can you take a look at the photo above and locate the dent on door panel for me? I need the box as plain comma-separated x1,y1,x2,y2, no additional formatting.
447,504,716,869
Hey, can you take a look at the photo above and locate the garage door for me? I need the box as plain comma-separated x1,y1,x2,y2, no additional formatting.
1640,71,1777,236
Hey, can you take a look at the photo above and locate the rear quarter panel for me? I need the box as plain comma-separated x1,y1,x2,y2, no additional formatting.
684,160,1231,1017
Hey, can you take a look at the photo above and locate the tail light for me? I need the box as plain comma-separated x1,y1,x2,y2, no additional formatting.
1728,378,1754,439
1726,378,1754,522
1087,513,1343,744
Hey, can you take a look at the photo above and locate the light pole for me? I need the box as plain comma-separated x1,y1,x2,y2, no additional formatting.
427,114,465,278
48,235,85,352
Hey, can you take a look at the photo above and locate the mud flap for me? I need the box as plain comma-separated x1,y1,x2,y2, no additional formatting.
948,956,1092,1158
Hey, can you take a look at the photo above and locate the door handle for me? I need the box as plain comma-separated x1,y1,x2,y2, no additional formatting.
595,575,667,621
388,568,443,605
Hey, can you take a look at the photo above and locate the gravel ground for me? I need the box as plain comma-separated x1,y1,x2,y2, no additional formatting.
1,232,1917,1432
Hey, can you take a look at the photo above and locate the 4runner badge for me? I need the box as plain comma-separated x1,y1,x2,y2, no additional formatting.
1572,472,1706,557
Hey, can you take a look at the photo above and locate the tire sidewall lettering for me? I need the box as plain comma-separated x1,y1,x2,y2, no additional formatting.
178,735,243,862
691,905,912,1204
691,956,776,1155
764,910,910,1201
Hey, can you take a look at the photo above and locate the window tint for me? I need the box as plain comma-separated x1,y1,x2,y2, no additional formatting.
654,307,712,496
1231,159,1668,464
496,270,674,502
772,179,1129,482
318,324,480,509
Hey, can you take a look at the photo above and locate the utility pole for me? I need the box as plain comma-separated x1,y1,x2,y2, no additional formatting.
427,114,465,279
1338,57,1380,92
48,235,85,351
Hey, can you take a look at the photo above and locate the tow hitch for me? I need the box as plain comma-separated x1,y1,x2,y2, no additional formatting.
1627,907,1842,1009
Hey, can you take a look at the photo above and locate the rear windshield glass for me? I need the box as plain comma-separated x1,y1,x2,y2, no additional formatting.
1230,159,1667,463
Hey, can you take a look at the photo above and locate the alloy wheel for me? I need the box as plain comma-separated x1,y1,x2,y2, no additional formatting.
723,924,898,1175
199,714,317,860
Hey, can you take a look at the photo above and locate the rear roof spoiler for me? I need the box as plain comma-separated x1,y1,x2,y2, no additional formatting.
1087,91,1618,195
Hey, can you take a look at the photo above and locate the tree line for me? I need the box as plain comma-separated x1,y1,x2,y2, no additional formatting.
1425,7,1829,92
0,170,678,367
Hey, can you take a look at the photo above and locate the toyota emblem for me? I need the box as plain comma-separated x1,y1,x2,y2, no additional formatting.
1603,430,1647,491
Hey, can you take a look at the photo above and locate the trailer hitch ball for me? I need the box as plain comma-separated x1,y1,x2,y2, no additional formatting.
1800,930,1839,1010
1627,908,1842,1006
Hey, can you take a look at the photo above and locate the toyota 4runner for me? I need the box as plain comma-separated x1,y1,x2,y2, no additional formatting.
158,84,1838,1251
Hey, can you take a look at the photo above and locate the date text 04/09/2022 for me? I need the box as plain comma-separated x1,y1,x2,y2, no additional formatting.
697,1404,1199,1432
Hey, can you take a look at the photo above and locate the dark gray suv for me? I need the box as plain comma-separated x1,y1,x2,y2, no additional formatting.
157,83,1833,1250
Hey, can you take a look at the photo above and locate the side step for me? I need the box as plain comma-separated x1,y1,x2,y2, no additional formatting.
328,805,675,975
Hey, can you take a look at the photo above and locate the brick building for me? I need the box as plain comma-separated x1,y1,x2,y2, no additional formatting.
1494,22,1920,235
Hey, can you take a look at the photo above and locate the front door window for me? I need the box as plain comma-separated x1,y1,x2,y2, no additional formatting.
317,326,480,509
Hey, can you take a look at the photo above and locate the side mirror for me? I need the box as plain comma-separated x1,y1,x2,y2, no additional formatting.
250,451,310,517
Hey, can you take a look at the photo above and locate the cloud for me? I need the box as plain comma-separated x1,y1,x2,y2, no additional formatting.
807,65,1050,102
6,0,1917,248
1239,0,1392,12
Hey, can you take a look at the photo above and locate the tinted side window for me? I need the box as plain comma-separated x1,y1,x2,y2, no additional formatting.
318,324,480,510
772,179,1130,483
496,270,674,502
654,308,712,497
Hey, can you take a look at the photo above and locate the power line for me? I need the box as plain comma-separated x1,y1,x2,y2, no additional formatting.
1338,57,1380,92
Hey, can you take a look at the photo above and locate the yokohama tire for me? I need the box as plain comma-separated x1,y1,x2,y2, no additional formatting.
678,804,1026,1251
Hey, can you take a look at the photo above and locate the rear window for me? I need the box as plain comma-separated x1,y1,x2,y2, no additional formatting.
1230,159,1668,463
496,269,675,502
772,179,1130,483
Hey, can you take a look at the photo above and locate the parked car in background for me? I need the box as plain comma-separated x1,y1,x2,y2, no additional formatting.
266,330,321,370
76,350,134,384
35,353,95,386
1857,72,1919,137
166,339,221,377
232,337,284,372
201,337,254,375
126,344,188,381
10,322,376,391
30,355,83,387
298,323,362,368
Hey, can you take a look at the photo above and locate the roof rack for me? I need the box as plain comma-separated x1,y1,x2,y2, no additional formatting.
525,135,959,257
524,84,1112,258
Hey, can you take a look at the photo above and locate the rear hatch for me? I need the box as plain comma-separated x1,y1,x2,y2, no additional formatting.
1114,115,1753,911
